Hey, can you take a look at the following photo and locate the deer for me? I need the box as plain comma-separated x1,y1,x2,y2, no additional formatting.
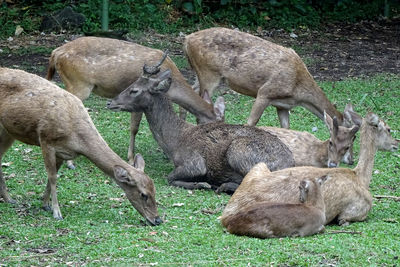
259,108,359,168
0,67,162,225
184,27,351,129
107,56,296,195
47,36,220,168
221,170,327,238
222,111,398,225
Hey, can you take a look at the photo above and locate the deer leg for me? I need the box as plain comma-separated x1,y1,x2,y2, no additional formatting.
178,107,187,121
216,182,240,195
0,129,15,203
42,157,64,212
128,112,143,165
41,143,63,220
167,154,210,190
277,108,290,129
247,96,270,126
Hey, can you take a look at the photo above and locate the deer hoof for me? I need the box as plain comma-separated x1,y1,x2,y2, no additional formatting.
196,182,212,190
66,160,76,170
43,205,52,212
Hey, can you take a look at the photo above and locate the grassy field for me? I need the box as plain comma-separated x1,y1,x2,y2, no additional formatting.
0,70,399,265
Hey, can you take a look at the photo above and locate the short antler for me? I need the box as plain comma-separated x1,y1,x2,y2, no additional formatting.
143,50,169,76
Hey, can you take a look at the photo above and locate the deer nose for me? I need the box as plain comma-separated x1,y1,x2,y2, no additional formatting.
154,216,163,225
328,162,337,168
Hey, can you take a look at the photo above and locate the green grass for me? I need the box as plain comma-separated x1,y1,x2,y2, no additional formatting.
0,74,399,266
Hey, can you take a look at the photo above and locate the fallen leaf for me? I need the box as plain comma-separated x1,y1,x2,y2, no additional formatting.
149,231,157,236
1,162,12,167
172,203,184,207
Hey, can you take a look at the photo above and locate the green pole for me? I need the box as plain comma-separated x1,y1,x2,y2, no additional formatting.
101,0,109,31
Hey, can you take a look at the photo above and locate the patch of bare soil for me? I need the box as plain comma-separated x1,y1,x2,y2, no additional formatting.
0,19,399,81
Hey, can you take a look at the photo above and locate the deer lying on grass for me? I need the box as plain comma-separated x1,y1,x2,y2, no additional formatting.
184,27,348,129
221,169,327,238
222,111,398,226
47,37,220,167
0,67,162,225
260,108,359,167
108,58,295,194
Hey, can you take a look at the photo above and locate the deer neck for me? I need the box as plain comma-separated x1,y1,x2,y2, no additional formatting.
170,80,216,124
144,94,193,158
78,125,133,179
354,121,377,188
299,78,343,125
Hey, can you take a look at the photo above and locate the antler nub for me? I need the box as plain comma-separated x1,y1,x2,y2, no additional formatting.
143,50,169,76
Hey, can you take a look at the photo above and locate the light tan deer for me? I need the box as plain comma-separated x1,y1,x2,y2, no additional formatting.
260,109,359,167
47,36,220,167
0,67,162,225
221,172,327,238
222,111,398,226
184,27,347,129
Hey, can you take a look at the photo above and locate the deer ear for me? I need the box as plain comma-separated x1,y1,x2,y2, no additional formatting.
214,96,225,122
132,154,145,172
324,111,335,136
113,165,136,186
202,90,212,104
317,175,329,185
366,113,379,127
150,70,172,93
348,110,362,127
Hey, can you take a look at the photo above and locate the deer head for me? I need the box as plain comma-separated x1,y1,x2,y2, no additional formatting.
324,111,359,167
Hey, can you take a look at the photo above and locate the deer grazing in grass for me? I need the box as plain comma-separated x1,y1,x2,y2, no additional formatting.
260,107,359,168
108,56,295,194
0,67,162,225
222,111,398,226
221,168,327,238
184,27,350,129
47,37,220,167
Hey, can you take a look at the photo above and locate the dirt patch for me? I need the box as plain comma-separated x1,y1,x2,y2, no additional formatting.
0,19,399,81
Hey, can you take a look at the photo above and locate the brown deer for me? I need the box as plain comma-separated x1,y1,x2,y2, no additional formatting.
107,58,295,194
222,111,398,226
47,36,220,167
221,169,327,238
0,67,162,225
259,109,359,168
184,27,348,129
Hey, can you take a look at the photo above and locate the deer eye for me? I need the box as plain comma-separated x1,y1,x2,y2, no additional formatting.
129,89,139,95
387,128,391,133
329,141,333,147
141,193,148,201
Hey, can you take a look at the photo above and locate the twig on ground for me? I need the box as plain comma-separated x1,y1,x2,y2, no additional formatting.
373,195,400,201
325,230,363,235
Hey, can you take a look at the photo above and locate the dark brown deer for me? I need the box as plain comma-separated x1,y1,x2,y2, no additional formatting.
0,67,161,225
47,37,220,167
222,112,398,225
221,168,327,238
107,58,295,194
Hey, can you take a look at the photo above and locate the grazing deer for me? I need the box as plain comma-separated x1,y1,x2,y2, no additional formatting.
47,36,220,166
259,109,359,167
184,27,347,129
221,169,327,238
0,67,162,225
222,111,398,225
108,57,295,194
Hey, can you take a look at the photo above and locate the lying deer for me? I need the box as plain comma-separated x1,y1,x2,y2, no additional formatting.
184,27,347,128
222,111,398,225
221,170,327,238
47,36,220,166
260,109,359,167
108,59,295,194
0,67,162,225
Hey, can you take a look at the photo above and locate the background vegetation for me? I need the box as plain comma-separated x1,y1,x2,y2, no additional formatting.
0,0,399,38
